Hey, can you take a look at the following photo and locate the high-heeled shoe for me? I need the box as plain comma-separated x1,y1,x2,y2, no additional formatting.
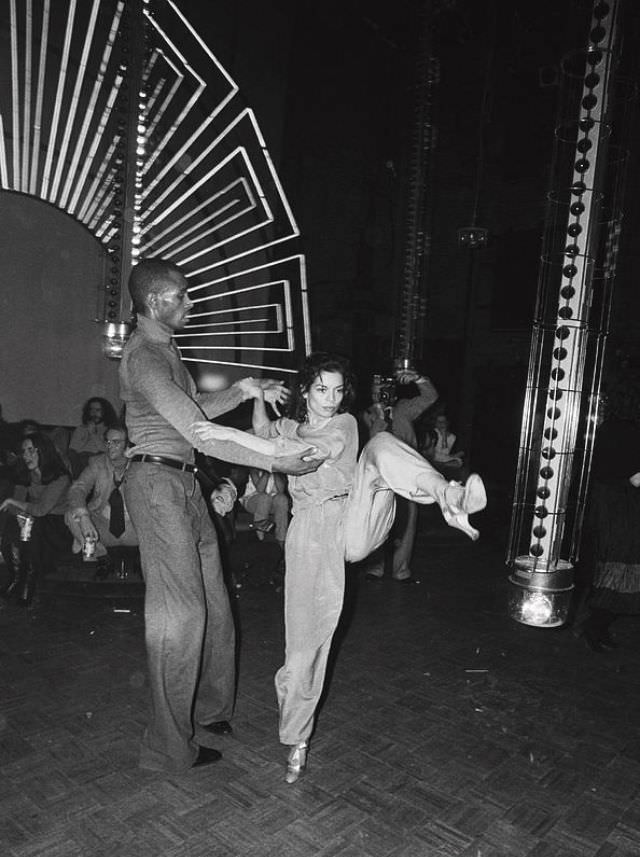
442,474,487,540
285,742,308,784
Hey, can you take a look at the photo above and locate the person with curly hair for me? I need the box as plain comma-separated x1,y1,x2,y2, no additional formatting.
68,397,118,474
0,432,72,605
194,352,487,784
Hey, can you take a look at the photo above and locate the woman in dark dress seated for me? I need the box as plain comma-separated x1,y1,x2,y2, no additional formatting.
0,432,72,606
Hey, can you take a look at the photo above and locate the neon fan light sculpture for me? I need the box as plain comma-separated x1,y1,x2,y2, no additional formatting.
0,0,311,375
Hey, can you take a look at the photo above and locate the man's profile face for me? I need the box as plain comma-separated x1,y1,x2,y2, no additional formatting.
151,272,194,331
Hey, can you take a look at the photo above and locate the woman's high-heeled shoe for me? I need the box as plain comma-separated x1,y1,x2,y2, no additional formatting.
285,742,308,784
442,473,487,540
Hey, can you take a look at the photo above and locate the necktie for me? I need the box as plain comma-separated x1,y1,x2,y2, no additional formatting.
108,480,126,537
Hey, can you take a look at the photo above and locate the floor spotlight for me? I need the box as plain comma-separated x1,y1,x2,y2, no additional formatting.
508,557,574,628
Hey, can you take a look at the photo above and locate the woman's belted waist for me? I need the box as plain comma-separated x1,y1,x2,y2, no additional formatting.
293,491,349,511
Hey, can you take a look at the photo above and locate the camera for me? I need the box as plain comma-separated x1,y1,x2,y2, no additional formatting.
371,374,396,406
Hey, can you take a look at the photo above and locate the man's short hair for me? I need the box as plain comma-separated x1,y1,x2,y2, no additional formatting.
104,423,128,442
128,258,184,314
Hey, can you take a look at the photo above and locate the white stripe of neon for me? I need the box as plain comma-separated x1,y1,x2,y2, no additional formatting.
298,254,311,354
96,218,115,240
182,357,298,375
21,0,33,192
142,110,250,221
144,0,240,179
0,114,9,187
246,108,300,235
157,147,275,262
86,171,116,229
149,111,299,269
187,234,301,279
60,0,124,210
188,258,300,292
141,182,248,251
89,189,116,233
10,0,20,189
189,263,309,354
143,75,165,121
82,159,117,223
51,0,101,203
75,107,121,219
141,175,249,248
282,279,295,351
189,278,287,300
188,300,278,319
30,0,51,194
143,150,258,247
187,313,272,325
182,323,274,334
143,195,244,255
141,10,208,178
41,0,78,199
176,343,290,352
165,0,238,77
142,50,184,146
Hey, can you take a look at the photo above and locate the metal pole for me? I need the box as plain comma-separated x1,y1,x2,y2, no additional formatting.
507,0,623,627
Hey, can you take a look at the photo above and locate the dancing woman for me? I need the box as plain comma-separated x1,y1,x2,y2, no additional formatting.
193,353,486,783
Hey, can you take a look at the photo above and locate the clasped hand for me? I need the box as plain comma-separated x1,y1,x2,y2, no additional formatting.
236,377,290,414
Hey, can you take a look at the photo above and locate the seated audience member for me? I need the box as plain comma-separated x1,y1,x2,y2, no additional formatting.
0,432,72,606
16,418,72,473
18,418,42,439
421,427,439,464
432,411,465,480
239,468,290,549
68,397,118,476
65,425,138,574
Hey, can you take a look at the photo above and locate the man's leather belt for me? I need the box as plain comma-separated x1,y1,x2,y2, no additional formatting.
130,454,198,474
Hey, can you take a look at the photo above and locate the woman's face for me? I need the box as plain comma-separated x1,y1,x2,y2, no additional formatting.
304,371,345,423
21,439,39,471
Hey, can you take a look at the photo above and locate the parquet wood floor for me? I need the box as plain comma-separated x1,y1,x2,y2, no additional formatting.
1,506,639,856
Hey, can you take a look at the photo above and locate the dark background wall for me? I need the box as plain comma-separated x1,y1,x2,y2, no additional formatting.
0,194,116,424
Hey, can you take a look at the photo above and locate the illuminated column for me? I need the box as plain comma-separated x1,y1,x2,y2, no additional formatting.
393,1,439,372
507,0,623,627
103,0,146,359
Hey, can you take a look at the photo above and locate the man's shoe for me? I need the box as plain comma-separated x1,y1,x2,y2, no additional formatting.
201,720,233,736
192,746,222,767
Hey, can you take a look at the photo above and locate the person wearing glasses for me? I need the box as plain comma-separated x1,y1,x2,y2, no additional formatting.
65,425,138,575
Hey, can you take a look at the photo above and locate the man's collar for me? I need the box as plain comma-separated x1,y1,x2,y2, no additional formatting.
136,313,173,345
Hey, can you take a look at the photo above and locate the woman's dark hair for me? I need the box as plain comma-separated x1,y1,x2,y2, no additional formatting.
16,432,69,486
81,397,117,427
289,352,356,422
19,418,41,438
